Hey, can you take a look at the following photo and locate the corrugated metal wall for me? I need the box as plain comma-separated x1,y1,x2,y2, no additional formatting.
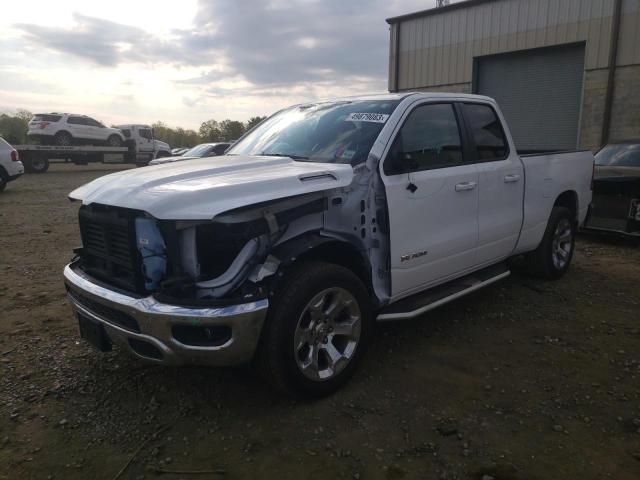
389,0,640,91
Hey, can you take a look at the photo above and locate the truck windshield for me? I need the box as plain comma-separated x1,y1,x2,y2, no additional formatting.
227,100,401,165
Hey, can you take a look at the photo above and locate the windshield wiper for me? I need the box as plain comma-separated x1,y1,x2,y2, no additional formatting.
260,153,309,160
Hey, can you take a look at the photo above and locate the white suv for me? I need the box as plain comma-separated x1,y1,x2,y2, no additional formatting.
27,113,125,147
0,137,24,193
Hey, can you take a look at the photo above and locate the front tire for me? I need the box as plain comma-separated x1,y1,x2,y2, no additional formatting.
255,262,372,397
525,206,575,279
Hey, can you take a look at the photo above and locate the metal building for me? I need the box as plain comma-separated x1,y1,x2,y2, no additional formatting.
387,0,640,151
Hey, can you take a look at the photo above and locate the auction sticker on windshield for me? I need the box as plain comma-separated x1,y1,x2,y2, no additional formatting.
347,113,389,123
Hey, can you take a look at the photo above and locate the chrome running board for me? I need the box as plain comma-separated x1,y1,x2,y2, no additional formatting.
377,263,510,322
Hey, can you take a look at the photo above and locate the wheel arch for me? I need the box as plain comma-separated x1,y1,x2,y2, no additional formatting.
554,190,579,223
271,234,373,296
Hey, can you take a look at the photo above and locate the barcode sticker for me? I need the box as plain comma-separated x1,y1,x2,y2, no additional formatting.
346,113,389,123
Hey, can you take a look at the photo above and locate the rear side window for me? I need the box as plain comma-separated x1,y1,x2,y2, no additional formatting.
385,103,463,175
462,104,508,161
33,114,62,122
67,116,87,125
86,118,104,127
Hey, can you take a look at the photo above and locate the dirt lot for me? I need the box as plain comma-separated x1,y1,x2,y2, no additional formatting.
1,163,639,480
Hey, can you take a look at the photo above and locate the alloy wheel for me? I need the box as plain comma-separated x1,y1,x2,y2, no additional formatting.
551,218,573,270
293,287,361,381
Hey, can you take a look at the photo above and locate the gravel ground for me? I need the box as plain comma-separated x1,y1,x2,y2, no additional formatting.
1,163,639,480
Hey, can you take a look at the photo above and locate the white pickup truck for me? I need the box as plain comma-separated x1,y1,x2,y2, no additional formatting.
63,93,594,396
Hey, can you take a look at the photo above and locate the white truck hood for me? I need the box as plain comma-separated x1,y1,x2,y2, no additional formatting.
69,155,354,220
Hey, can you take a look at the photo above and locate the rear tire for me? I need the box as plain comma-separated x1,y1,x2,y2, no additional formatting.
525,206,575,279
107,135,123,147
255,262,372,397
0,177,6,193
24,155,49,173
54,131,73,146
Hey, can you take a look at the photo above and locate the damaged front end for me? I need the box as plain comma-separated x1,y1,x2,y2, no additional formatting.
153,192,329,304
73,158,391,312
72,193,331,304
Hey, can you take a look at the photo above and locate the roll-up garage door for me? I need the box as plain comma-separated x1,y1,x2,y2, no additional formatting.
475,43,585,152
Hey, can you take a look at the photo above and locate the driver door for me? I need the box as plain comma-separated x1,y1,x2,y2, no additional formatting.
382,102,479,298
136,127,154,155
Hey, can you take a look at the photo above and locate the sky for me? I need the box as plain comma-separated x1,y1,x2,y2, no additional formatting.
0,0,442,130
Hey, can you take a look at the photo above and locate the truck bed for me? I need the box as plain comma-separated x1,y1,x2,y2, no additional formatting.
514,149,594,255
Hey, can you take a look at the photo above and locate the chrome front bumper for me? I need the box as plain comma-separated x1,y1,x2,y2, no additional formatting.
63,263,268,366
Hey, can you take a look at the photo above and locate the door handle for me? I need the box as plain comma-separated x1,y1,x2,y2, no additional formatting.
504,174,521,183
455,181,477,192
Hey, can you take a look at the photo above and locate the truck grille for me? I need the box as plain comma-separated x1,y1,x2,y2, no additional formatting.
78,204,144,293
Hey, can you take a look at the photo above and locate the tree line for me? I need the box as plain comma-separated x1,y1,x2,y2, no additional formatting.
0,109,267,147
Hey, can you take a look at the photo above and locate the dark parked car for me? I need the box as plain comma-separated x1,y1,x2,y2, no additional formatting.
171,147,190,156
585,141,640,236
149,142,231,166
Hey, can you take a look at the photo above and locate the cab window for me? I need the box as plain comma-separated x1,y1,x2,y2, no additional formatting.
385,103,463,175
214,144,229,155
461,103,508,161
139,129,152,140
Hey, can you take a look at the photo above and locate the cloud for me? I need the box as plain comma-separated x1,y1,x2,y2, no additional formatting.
9,0,440,125
16,1,432,85
17,14,149,66
15,13,213,67
182,0,430,88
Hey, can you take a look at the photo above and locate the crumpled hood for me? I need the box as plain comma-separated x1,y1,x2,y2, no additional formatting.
69,155,354,220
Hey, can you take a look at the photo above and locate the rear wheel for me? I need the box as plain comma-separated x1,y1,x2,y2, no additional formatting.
525,206,575,279
107,135,123,147
54,131,72,146
24,155,49,173
255,262,372,397
0,177,6,193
